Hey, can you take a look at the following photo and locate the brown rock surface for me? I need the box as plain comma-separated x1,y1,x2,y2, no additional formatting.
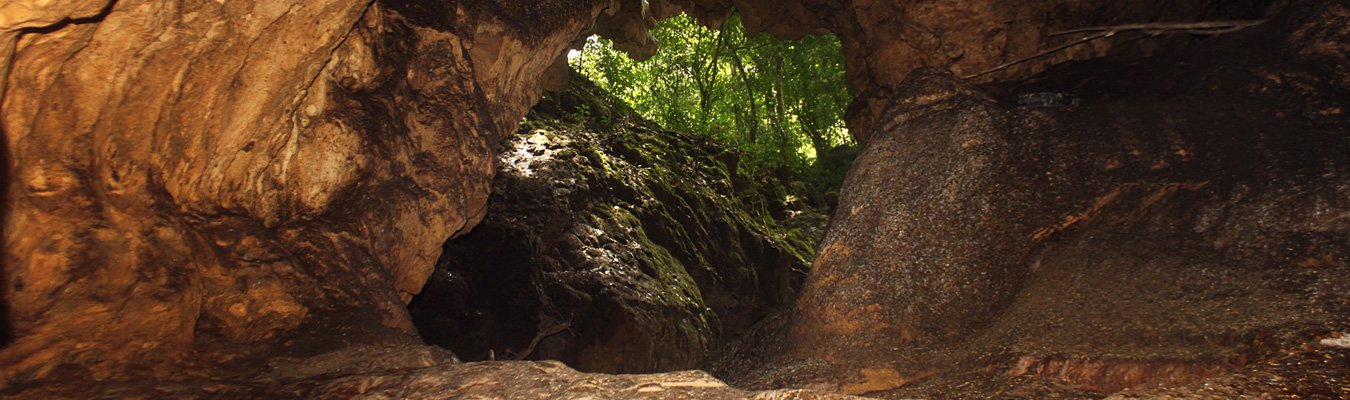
3,0,1346,398
7,344,859,399
1,0,617,387
712,1,1349,398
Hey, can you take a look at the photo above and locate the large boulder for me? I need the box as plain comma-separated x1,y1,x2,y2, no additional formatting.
713,3,1349,398
409,73,819,374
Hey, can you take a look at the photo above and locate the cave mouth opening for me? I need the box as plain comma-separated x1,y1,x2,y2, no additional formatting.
2,0,1346,397
402,0,1347,390
568,12,858,211
408,11,854,374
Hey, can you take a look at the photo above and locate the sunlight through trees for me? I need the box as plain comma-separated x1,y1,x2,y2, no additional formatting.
571,13,854,172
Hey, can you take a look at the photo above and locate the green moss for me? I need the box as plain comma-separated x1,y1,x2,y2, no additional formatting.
514,73,827,359
596,205,705,306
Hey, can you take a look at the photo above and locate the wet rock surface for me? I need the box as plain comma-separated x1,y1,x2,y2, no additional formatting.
711,2,1349,398
410,73,819,374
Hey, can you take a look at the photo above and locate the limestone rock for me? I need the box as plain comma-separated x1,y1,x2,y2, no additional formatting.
3,0,1346,398
1,0,613,386
712,3,1349,397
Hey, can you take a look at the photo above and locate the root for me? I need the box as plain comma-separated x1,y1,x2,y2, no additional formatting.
513,320,573,361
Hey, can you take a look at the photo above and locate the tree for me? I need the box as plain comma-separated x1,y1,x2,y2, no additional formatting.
572,13,854,172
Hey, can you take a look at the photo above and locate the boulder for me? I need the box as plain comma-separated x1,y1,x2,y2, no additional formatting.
409,73,819,374
712,3,1349,397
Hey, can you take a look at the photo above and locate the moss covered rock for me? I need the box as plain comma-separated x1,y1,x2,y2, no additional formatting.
409,72,820,373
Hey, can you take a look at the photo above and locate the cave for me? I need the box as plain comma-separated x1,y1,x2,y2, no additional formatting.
2,0,1347,399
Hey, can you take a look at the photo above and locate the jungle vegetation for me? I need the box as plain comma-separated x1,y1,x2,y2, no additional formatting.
571,13,854,175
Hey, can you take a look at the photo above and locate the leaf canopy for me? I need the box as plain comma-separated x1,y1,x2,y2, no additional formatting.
571,13,854,172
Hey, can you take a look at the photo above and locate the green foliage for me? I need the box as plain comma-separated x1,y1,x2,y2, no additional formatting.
571,13,854,172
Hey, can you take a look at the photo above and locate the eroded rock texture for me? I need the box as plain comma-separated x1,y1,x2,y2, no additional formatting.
1,0,615,387
3,0,1347,398
409,73,818,373
713,2,1349,398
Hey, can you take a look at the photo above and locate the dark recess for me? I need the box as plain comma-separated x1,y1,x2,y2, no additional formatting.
378,0,455,31
408,223,543,361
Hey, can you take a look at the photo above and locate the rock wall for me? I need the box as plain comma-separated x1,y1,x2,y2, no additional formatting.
1,0,611,385
711,1,1349,397
2,0,1346,398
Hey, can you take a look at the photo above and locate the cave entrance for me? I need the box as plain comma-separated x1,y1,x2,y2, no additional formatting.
408,11,855,374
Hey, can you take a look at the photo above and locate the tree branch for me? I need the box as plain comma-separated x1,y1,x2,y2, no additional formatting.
961,31,1114,80
1048,19,1266,37
962,19,1266,80
512,320,572,361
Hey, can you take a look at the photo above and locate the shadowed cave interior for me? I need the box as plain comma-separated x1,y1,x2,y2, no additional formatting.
1,0,1347,399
